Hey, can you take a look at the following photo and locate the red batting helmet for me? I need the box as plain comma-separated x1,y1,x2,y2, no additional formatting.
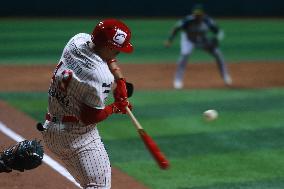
91,19,133,53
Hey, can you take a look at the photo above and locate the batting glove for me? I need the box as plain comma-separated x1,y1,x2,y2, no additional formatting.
113,78,128,102
111,100,132,114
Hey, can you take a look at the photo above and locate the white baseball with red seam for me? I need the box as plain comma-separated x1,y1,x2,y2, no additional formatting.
203,109,218,121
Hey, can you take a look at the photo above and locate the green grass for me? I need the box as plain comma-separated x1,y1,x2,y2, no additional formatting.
0,18,284,64
1,88,284,188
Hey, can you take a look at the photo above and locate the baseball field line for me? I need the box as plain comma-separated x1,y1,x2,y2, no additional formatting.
0,121,81,188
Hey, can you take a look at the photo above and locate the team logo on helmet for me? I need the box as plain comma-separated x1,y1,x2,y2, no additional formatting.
113,29,127,46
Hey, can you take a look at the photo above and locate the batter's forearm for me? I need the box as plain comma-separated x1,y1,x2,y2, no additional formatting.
112,68,124,80
80,101,130,125
108,59,124,80
80,104,114,125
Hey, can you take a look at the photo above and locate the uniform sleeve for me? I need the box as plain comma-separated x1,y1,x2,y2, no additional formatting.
204,16,219,34
176,19,184,28
180,15,194,30
168,18,185,42
83,82,105,110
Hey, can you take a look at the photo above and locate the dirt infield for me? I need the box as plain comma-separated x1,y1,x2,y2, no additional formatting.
0,61,283,189
0,62,284,92
0,100,148,189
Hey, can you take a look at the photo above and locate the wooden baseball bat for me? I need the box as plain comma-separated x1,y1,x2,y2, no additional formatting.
126,107,169,170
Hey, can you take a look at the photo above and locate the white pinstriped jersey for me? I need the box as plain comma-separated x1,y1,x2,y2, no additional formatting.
48,33,114,121
42,33,114,188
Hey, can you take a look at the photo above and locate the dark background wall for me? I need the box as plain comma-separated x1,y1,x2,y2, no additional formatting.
1,0,284,17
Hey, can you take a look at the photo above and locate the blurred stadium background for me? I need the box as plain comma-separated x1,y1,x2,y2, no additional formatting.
1,0,284,189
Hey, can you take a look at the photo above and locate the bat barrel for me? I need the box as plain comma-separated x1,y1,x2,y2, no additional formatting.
126,107,170,170
138,129,170,169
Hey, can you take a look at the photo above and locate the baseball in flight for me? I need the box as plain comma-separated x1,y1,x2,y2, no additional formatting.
203,109,218,121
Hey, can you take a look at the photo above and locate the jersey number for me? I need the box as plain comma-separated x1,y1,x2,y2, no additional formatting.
51,61,73,92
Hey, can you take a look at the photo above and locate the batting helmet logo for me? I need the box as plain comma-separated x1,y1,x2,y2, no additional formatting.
113,29,127,46
91,19,133,53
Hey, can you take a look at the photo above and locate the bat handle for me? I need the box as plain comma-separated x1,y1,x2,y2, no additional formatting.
126,107,143,130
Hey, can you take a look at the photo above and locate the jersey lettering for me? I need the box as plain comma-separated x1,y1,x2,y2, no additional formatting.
48,63,72,107
59,70,73,92
102,82,112,94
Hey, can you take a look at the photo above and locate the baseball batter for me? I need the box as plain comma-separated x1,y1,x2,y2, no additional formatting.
165,4,232,89
41,19,133,189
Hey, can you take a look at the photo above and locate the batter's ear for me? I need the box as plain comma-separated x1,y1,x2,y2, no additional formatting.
126,82,134,98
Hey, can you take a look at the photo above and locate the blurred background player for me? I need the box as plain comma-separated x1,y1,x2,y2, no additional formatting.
41,19,133,189
165,4,232,89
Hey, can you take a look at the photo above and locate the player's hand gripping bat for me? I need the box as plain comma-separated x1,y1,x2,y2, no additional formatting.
126,107,169,169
